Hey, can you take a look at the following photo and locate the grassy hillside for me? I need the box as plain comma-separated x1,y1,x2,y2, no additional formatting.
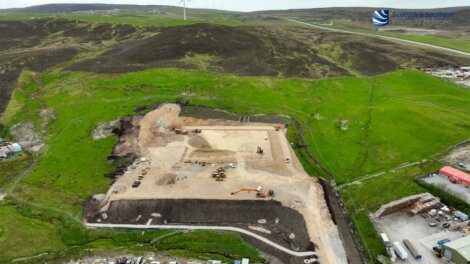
3,4,469,53
261,7,470,53
385,33,470,53
326,21,470,53
0,11,251,27
1,68,468,262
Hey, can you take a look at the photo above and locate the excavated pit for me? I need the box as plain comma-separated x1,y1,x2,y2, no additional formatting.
85,104,347,264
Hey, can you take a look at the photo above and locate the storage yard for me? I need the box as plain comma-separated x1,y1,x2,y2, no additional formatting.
372,193,470,264
422,66,470,87
422,143,470,203
85,104,346,264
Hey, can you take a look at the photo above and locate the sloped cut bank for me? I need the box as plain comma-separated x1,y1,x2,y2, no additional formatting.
86,198,315,261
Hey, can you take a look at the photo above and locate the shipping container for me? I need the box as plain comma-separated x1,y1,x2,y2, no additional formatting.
439,166,470,187
393,242,408,260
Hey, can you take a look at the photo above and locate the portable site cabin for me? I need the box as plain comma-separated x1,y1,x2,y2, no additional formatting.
439,166,470,187
442,236,470,264
380,233,390,244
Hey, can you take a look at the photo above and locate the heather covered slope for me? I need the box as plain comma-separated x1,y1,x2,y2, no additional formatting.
68,23,468,77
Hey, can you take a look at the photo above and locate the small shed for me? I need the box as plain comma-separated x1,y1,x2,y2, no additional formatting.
439,166,470,187
442,236,470,264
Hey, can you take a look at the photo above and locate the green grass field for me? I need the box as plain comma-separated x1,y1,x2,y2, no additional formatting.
315,21,470,53
0,11,250,27
0,153,33,188
1,67,468,262
385,33,470,53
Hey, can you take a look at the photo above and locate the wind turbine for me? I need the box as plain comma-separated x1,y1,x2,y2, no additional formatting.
178,0,190,21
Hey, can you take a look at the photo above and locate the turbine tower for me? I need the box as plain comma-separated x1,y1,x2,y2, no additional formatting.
178,0,189,21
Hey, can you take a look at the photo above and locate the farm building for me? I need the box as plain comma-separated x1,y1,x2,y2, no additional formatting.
442,235,470,264
439,166,470,187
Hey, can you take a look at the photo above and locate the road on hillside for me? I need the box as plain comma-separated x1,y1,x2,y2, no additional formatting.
85,222,317,258
285,18,470,57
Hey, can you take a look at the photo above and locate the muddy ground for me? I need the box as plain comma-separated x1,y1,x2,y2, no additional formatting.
86,199,314,263
319,179,365,264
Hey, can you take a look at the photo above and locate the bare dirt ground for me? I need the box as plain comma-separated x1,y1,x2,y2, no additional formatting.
441,142,470,172
96,103,347,264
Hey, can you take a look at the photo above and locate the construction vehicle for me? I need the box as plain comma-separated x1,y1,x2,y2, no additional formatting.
256,147,263,154
212,167,226,181
215,176,224,181
173,128,188,135
231,187,274,198
211,171,226,178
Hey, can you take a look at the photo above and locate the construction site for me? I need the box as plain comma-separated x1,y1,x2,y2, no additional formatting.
84,103,346,264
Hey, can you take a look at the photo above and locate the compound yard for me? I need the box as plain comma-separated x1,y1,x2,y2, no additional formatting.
91,104,346,264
